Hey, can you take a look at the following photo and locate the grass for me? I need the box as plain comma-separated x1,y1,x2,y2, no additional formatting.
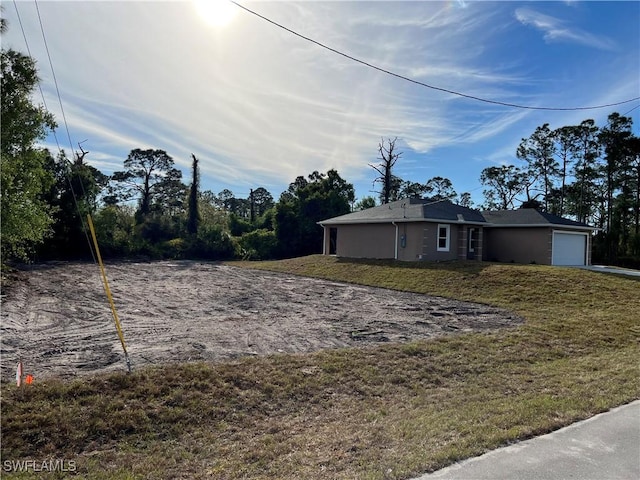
2,256,639,479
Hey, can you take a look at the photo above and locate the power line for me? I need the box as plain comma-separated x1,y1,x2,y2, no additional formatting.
18,0,97,262
230,1,640,112
33,0,75,157
11,0,62,152
622,104,640,116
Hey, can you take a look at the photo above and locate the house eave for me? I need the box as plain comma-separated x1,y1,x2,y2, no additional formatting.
318,218,487,226
318,219,596,230
487,223,597,231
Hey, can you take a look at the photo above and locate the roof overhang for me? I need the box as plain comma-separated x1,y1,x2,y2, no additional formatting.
318,218,488,226
319,219,597,230
487,223,597,231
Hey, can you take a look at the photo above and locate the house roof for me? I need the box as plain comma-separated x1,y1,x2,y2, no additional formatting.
319,199,596,230
481,209,596,230
319,198,487,225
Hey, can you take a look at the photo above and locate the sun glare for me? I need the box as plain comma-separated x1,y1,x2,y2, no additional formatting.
194,0,238,28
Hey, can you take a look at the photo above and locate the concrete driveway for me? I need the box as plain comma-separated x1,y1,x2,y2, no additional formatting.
576,265,640,277
414,400,640,480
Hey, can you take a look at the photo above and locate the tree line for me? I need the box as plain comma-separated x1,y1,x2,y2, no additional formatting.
2,23,638,267
478,116,639,266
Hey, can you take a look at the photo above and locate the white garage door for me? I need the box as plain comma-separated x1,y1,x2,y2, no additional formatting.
552,232,587,266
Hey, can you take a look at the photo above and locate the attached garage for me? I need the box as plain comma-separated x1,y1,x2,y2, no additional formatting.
552,231,588,266
482,209,596,266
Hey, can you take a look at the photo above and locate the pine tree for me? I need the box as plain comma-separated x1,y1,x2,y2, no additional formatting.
187,154,201,235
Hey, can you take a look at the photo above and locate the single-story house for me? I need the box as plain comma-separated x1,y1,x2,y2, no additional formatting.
318,197,597,266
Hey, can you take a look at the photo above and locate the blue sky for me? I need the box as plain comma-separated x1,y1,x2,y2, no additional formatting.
3,1,639,206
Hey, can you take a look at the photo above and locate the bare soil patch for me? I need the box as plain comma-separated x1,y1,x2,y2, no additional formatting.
1,261,522,381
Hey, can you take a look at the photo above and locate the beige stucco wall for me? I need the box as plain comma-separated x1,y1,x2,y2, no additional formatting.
396,223,426,261
483,227,552,265
418,223,460,261
327,222,478,261
334,224,396,259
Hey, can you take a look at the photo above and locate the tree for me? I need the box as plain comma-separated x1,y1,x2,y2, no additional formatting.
370,137,402,204
598,113,634,262
398,180,427,199
250,187,274,218
355,196,376,211
92,204,136,257
275,169,354,257
1,44,57,261
199,190,228,228
480,165,525,210
552,126,577,216
457,192,473,208
630,136,640,249
517,124,559,210
40,149,108,258
424,176,457,201
569,119,601,224
109,148,185,221
187,154,200,235
217,188,250,216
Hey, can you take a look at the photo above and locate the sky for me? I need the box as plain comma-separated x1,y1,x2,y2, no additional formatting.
3,0,639,207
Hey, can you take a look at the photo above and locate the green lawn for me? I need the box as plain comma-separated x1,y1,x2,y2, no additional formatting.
2,256,639,479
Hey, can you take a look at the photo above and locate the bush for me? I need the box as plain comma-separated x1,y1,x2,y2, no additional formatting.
186,226,238,260
91,206,137,258
228,214,254,236
161,238,187,259
238,229,278,260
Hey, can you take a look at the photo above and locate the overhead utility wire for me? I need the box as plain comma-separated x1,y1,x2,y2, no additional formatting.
230,1,639,112
33,0,75,158
28,0,97,262
28,1,131,371
12,0,62,151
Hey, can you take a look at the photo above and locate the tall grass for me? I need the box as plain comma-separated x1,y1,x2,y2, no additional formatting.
2,256,638,479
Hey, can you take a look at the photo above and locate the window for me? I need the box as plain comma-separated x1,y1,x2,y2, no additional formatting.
437,224,450,252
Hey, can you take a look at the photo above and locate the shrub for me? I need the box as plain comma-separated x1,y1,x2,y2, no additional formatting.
238,229,278,260
187,226,238,260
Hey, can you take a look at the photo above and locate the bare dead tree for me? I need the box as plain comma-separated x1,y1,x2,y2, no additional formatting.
370,137,402,204
74,140,89,165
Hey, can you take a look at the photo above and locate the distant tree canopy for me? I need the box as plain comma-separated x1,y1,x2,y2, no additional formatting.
107,148,186,222
275,169,354,258
355,196,376,211
480,165,525,210
251,187,274,218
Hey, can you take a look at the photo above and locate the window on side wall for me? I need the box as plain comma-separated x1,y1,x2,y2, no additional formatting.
437,224,450,252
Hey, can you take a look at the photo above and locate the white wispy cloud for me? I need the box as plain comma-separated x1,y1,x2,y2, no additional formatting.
4,0,636,202
514,7,617,51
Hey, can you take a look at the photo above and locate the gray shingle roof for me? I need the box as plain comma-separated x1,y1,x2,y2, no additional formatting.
319,198,487,225
481,209,595,229
319,200,595,229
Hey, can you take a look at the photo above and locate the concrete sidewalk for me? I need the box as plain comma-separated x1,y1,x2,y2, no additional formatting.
415,400,640,480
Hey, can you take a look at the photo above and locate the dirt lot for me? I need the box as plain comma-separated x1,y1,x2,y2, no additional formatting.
1,261,522,382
